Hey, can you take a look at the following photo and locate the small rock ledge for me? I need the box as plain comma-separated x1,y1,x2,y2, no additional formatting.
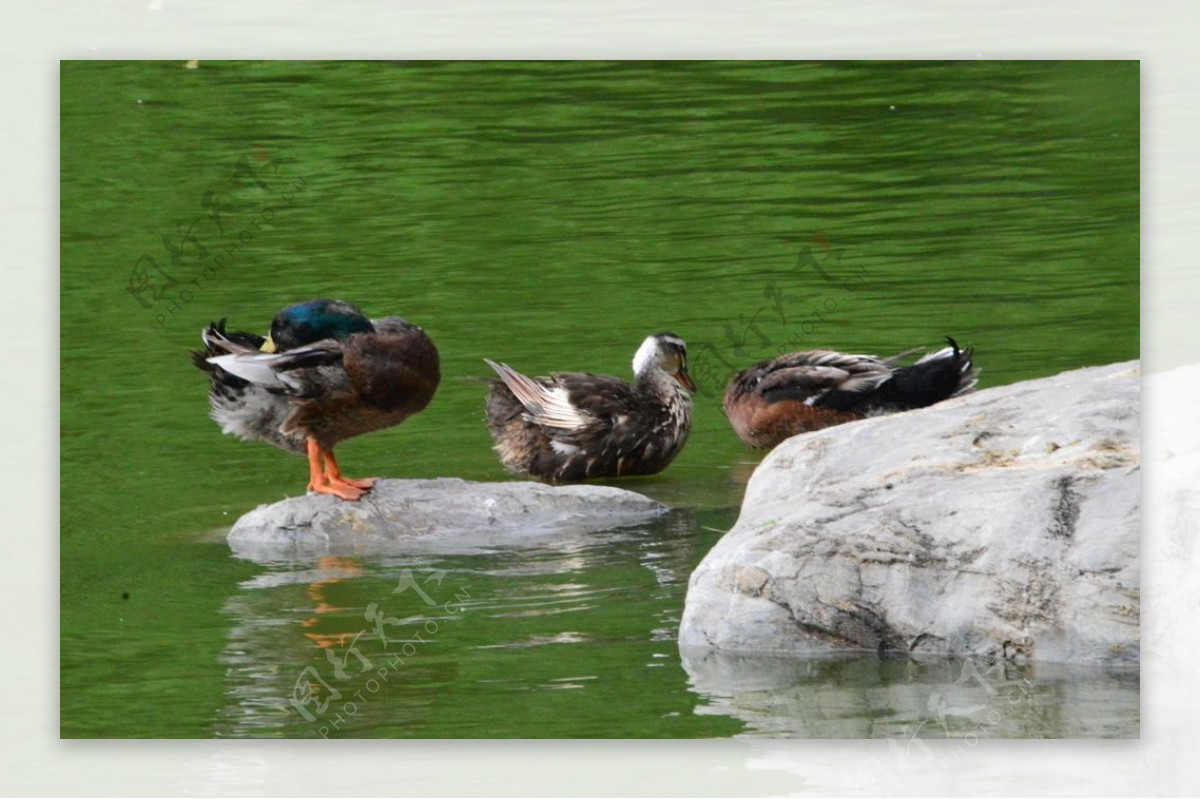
679,360,1140,666
227,477,667,560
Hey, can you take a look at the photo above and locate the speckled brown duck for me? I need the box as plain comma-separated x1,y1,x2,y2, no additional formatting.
484,333,695,481
723,337,977,449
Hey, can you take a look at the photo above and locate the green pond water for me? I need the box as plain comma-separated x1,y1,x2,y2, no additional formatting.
60,60,1139,738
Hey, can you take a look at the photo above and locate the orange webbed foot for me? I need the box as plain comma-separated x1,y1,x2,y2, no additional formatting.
307,479,367,501
336,476,379,490
305,439,372,501
321,448,380,493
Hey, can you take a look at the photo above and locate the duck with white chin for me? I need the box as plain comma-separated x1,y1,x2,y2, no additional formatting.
483,332,696,482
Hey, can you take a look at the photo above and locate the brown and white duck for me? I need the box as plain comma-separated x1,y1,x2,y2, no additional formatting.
723,337,977,449
192,298,440,500
483,333,695,481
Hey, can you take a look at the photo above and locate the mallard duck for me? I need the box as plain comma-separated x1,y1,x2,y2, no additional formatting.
483,333,696,481
723,337,977,449
191,299,440,500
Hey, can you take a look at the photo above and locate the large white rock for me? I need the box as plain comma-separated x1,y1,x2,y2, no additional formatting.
679,361,1139,666
227,477,667,561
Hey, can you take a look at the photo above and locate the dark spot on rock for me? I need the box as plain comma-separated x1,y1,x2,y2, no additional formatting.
1048,475,1081,539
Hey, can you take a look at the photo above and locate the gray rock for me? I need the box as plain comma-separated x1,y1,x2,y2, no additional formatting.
679,360,1139,666
227,477,667,561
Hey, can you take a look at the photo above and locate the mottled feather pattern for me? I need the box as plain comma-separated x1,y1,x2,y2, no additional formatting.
484,334,694,481
193,320,306,452
724,338,976,448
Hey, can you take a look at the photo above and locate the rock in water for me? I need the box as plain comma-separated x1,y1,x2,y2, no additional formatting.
679,361,1139,666
228,477,667,560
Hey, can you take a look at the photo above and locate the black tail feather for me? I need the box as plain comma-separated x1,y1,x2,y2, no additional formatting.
873,338,975,410
192,319,267,385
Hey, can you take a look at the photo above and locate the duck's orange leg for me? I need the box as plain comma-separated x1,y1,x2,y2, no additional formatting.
306,439,366,501
322,448,379,491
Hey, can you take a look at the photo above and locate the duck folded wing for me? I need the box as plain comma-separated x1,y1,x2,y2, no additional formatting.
207,343,343,393
558,374,643,420
756,360,892,404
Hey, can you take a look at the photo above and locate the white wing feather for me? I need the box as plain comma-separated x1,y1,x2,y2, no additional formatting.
486,359,593,432
207,353,303,391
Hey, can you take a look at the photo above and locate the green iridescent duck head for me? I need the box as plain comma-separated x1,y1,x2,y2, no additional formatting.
261,299,375,352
